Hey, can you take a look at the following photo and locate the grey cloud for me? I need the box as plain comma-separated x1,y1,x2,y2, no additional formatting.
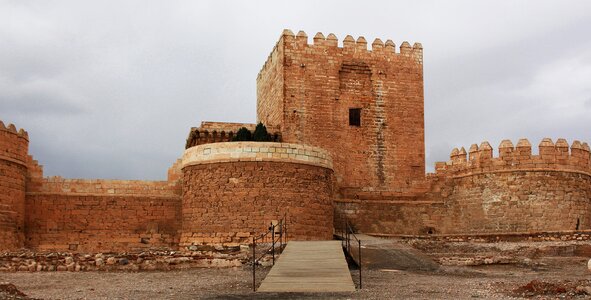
0,78,87,115
1,0,591,179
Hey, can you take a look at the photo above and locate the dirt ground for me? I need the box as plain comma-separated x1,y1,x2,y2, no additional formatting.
1,256,591,299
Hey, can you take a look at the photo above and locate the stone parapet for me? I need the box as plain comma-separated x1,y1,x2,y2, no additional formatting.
185,121,282,149
27,177,180,197
182,142,333,170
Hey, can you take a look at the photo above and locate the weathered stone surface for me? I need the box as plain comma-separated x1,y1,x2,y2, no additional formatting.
181,160,334,246
0,250,248,272
257,31,425,194
337,169,591,235
95,258,104,266
0,124,28,251
66,262,75,271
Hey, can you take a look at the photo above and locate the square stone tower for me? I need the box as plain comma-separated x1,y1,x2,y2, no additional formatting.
257,30,425,197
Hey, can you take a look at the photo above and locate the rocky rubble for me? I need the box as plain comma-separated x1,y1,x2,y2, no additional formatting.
512,279,591,298
438,255,519,266
405,238,591,266
400,231,591,243
0,282,36,300
0,245,250,272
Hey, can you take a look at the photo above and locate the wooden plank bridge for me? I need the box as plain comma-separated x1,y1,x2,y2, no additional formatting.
257,240,356,293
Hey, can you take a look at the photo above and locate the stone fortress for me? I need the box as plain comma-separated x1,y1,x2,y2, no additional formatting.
1,29,590,255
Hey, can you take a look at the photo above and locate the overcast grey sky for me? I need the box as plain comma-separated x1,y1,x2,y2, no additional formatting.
1,1,590,180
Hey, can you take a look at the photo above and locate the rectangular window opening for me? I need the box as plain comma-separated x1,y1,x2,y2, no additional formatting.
349,108,361,126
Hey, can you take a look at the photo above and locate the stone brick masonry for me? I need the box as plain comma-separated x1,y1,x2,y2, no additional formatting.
0,122,28,250
25,191,181,252
0,120,184,253
337,138,591,235
257,30,425,195
181,142,334,246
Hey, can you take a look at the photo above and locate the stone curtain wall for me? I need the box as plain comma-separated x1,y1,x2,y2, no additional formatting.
0,122,29,250
256,30,425,195
25,178,181,252
181,142,334,246
0,121,186,254
337,171,591,235
335,199,443,235
25,194,181,252
435,171,591,233
336,138,591,235
429,138,591,234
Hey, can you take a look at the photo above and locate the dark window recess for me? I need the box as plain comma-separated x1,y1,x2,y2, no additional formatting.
349,108,361,126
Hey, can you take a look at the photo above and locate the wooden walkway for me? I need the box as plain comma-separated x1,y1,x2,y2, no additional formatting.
257,241,356,293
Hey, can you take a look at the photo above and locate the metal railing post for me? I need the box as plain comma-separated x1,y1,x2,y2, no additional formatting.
250,214,289,292
346,225,350,253
272,224,275,265
348,225,351,253
344,221,347,251
252,236,256,292
343,219,346,248
358,239,362,289
339,214,362,290
279,220,283,250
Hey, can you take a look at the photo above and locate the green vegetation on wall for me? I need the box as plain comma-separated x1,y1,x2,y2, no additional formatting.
232,122,272,142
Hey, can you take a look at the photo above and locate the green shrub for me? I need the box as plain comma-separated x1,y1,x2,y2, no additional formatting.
232,127,252,141
253,122,272,141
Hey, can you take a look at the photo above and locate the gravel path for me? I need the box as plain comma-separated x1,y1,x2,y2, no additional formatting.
1,257,591,299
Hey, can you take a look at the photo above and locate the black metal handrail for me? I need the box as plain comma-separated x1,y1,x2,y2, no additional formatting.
252,213,288,291
339,216,362,289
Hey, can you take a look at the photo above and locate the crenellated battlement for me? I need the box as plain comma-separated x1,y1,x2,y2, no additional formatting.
0,120,29,140
0,120,30,165
434,138,591,177
280,29,422,56
257,29,423,79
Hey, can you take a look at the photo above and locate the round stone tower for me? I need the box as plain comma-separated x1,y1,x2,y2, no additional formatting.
180,142,334,246
0,121,29,250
